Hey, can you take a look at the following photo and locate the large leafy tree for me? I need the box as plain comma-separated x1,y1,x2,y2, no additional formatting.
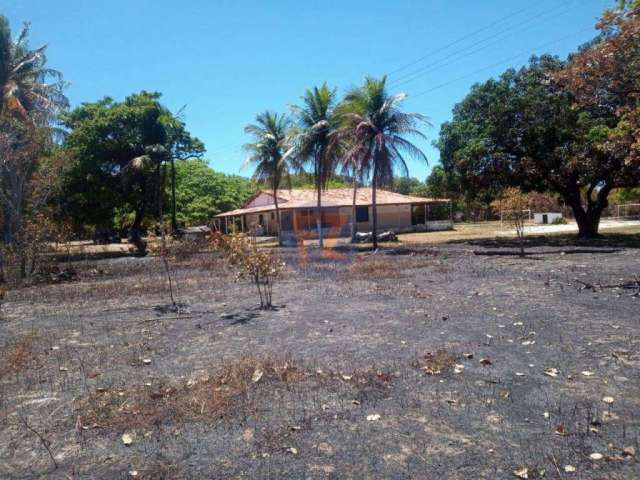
437,52,638,237
0,16,68,247
61,92,203,253
289,83,340,248
243,111,292,244
554,3,639,203
339,76,429,249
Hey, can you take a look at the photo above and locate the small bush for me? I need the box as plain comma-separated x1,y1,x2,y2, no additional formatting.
217,234,285,309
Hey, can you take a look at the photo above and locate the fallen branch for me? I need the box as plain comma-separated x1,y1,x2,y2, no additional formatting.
18,414,58,470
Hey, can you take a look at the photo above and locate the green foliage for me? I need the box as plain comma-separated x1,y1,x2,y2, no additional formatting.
435,53,636,235
60,91,204,231
172,159,254,226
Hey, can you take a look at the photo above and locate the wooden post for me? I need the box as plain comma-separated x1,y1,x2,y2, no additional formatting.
224,216,228,233
241,215,245,233
424,203,427,225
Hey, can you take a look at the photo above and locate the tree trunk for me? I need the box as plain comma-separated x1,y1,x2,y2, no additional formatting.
273,183,282,246
170,157,178,235
350,174,358,243
371,163,378,250
317,178,323,249
566,184,610,238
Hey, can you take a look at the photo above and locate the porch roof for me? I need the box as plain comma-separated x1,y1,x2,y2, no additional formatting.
214,188,449,218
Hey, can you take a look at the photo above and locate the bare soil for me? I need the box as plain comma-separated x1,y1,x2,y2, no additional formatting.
1,235,639,479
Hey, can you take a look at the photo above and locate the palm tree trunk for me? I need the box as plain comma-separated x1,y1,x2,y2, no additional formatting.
170,157,178,234
350,172,357,243
372,163,378,250
317,185,323,248
273,183,282,246
315,156,323,248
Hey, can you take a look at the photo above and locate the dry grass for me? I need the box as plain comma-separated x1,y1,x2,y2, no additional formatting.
416,349,458,376
76,355,308,431
0,334,39,379
340,256,406,280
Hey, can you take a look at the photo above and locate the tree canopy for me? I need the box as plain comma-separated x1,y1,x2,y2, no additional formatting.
172,159,254,226
60,92,204,242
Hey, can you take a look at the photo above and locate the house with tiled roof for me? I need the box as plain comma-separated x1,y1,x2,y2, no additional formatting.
213,188,452,238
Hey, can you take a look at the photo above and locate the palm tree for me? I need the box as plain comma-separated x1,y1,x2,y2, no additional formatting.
0,16,67,247
289,83,340,248
339,76,430,249
0,17,68,124
243,111,291,245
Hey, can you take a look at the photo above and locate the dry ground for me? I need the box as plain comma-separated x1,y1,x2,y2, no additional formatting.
1,234,639,479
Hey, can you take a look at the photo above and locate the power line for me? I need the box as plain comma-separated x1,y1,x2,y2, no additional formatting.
409,25,593,100
389,1,577,88
386,3,543,77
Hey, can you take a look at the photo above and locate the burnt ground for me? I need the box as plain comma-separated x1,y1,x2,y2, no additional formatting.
0,237,639,479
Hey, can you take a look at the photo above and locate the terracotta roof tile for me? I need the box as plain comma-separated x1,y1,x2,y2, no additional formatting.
214,188,448,217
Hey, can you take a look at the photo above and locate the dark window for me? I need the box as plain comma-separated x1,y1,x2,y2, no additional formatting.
412,205,426,225
271,213,275,220
356,206,369,222
258,214,264,224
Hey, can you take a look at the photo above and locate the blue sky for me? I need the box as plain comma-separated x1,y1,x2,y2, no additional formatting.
4,0,611,180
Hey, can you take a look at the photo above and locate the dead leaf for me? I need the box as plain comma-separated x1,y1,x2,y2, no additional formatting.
581,370,595,377
589,452,603,460
286,447,298,454
121,433,133,446
142,358,151,365
251,369,263,383
623,446,636,458
555,424,566,436
544,367,560,377
602,396,615,404
513,465,529,479
366,414,381,421
480,358,492,366
564,465,576,473
454,364,464,374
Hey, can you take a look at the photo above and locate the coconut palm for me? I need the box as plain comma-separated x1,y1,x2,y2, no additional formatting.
0,16,67,247
339,76,430,249
0,17,68,124
243,111,291,245
289,83,340,248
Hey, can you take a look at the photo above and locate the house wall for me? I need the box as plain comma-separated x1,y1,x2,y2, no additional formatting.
289,204,418,238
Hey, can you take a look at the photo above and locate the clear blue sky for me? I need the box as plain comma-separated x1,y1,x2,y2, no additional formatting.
4,0,611,180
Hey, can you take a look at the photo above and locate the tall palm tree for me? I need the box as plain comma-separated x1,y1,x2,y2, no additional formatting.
289,83,340,248
243,111,291,245
339,76,430,249
0,16,67,247
0,17,68,125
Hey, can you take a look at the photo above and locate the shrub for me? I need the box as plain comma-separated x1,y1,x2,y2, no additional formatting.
218,234,285,309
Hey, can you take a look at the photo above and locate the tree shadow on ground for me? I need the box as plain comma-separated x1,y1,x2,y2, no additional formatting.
452,232,640,250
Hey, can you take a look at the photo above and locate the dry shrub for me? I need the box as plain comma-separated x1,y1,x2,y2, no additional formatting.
417,349,458,375
76,356,307,431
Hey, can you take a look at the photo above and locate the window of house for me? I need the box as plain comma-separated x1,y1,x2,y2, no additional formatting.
271,213,275,220
258,214,264,224
356,206,369,222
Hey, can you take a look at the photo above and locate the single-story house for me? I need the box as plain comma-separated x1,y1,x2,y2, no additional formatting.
212,188,452,240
